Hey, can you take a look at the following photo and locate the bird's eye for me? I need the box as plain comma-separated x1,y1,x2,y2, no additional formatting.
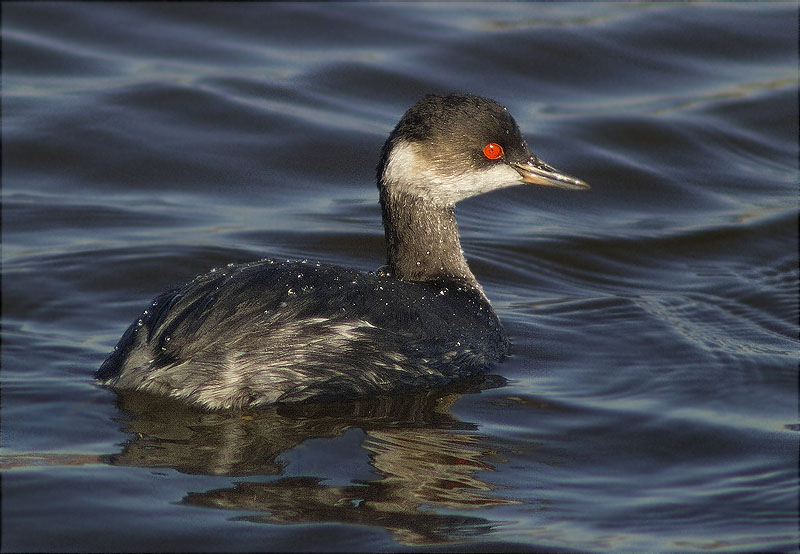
482,142,504,160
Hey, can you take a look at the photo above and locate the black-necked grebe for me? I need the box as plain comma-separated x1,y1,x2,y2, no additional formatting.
96,93,588,409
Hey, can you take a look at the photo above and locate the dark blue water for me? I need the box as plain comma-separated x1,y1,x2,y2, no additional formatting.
2,3,798,552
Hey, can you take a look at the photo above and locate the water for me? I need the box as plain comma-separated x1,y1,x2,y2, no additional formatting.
2,3,798,552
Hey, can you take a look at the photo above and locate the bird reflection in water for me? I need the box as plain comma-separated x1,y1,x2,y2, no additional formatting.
104,376,517,545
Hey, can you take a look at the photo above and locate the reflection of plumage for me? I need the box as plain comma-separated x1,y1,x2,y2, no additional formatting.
106,384,515,545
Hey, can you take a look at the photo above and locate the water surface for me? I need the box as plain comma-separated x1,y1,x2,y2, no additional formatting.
2,3,798,552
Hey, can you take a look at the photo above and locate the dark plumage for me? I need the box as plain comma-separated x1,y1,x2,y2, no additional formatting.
97,93,588,409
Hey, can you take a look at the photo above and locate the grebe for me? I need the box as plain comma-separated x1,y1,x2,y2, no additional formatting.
96,93,588,409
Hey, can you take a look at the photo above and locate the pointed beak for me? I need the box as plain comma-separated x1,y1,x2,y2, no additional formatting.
511,156,589,190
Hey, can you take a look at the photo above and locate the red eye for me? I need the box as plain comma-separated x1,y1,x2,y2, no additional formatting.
482,142,504,160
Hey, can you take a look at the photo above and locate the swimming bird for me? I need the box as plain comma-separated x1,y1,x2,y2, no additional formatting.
96,93,588,409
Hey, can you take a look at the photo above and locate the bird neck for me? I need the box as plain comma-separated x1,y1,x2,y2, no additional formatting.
379,188,480,288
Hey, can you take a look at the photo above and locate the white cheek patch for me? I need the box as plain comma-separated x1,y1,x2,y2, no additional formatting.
382,140,525,205
382,141,424,187
451,163,523,202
